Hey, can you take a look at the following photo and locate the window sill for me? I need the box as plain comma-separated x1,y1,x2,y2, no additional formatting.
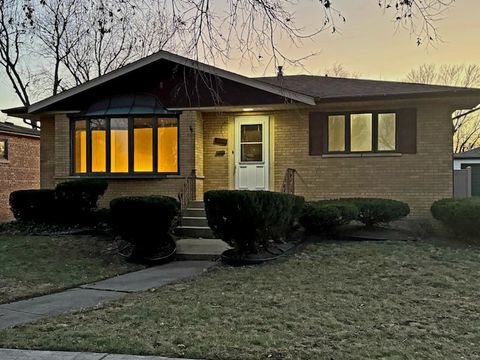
56,174,186,180
322,153,402,158
0,159,9,164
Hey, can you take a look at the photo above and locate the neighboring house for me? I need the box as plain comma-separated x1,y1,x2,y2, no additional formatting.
454,148,480,196
3,51,480,218
0,122,40,221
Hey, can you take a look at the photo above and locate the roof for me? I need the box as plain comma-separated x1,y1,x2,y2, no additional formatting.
0,122,39,138
256,75,480,102
454,147,480,159
3,51,480,117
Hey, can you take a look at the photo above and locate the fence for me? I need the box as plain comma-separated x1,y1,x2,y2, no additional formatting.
453,167,472,199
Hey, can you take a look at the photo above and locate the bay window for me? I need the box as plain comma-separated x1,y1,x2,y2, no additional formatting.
326,111,397,153
72,116,179,175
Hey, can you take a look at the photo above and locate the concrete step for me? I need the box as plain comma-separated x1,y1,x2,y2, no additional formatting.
188,201,205,209
181,216,208,227
176,225,214,238
183,208,206,217
176,238,231,261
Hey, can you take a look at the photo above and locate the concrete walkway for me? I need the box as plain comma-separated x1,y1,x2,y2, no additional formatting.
0,261,214,330
0,348,198,360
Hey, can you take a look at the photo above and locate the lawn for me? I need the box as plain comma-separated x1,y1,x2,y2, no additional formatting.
1,240,480,359
0,234,142,304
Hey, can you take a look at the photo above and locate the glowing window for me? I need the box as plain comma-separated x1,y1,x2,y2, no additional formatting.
378,113,396,151
351,113,372,152
111,118,129,173
74,120,87,173
91,119,107,172
158,118,178,173
134,118,153,172
328,115,345,152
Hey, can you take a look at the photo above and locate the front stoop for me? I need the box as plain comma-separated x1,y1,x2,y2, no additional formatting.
175,201,230,260
176,201,214,238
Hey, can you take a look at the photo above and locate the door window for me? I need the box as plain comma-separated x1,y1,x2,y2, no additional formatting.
240,124,263,162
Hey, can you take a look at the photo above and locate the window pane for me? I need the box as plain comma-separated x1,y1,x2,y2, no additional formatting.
241,144,262,162
74,120,87,173
134,118,153,172
351,113,372,152
158,118,178,173
111,118,129,173
241,124,262,142
0,140,6,160
328,115,345,152
378,113,396,151
90,119,107,172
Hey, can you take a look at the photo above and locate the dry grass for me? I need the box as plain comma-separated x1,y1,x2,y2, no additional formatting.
1,240,480,359
0,234,142,304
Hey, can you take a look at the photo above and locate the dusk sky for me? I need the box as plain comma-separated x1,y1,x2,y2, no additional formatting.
0,0,479,115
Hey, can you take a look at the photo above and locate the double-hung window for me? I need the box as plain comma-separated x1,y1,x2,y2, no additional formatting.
72,116,179,175
327,112,397,153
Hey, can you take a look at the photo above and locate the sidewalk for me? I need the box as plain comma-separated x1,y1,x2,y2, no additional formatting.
0,348,199,360
0,261,214,330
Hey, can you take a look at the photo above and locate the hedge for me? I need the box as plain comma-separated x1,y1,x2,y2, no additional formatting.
55,179,108,223
299,200,358,234
9,189,56,223
110,196,179,250
204,190,304,254
342,198,410,227
431,197,480,237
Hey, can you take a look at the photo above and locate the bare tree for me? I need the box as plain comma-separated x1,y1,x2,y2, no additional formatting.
0,0,457,129
324,63,360,79
406,64,480,153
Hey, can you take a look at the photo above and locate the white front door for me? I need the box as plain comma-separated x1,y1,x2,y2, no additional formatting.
235,115,269,190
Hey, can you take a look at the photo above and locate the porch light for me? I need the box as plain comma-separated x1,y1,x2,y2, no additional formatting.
242,108,254,112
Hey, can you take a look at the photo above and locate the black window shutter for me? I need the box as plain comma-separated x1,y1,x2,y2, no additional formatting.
309,112,326,155
397,108,417,154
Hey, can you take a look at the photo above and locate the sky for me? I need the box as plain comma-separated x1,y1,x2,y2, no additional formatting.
1,0,479,125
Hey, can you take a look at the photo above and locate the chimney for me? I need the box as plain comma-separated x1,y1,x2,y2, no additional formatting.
277,65,284,78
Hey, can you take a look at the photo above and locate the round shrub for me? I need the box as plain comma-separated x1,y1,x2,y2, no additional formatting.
204,190,305,255
345,198,410,227
109,196,179,251
55,179,108,223
431,197,480,237
299,200,358,234
9,189,56,223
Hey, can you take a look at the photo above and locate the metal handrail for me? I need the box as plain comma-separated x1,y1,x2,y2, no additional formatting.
281,168,296,194
178,169,196,218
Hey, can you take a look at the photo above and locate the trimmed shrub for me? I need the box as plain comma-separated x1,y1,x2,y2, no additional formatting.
9,189,56,223
55,179,108,223
431,197,480,237
109,196,179,250
299,200,358,233
204,190,305,254
344,198,410,227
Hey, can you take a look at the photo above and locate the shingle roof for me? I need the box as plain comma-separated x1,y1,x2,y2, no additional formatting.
454,147,480,159
0,122,40,137
256,75,480,101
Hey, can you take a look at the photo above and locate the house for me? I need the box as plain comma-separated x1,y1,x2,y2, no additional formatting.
454,148,480,196
3,51,480,219
0,122,40,221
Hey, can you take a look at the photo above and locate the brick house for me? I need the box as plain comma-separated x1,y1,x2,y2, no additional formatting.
0,122,40,221
3,51,480,218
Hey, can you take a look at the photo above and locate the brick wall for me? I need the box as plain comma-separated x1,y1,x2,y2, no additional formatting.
201,100,453,218
0,133,40,221
42,111,200,207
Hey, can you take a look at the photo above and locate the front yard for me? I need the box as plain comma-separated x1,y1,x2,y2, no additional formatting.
1,240,479,359
0,234,142,304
